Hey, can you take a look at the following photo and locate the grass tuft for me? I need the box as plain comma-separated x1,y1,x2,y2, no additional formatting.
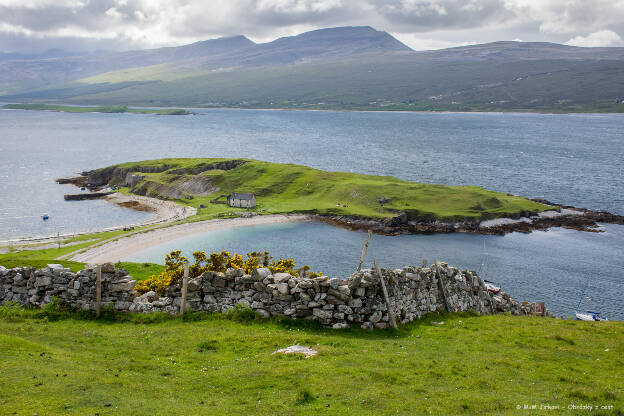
226,304,261,322
552,335,576,345
295,389,316,405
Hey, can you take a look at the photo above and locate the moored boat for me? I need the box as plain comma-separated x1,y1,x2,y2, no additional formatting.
575,311,608,321
574,280,607,321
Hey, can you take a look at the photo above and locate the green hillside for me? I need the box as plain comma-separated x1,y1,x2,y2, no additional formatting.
98,158,551,221
1,307,621,415
9,55,623,113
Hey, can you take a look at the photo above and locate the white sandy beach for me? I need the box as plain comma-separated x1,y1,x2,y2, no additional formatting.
69,214,312,264
0,193,195,246
104,192,196,225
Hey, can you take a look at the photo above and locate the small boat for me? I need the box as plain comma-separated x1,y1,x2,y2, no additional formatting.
574,281,608,321
41,213,49,220
575,311,608,321
484,279,501,294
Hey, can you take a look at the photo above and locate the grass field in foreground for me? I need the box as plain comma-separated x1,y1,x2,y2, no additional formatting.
3,103,189,115
107,158,552,221
0,308,621,416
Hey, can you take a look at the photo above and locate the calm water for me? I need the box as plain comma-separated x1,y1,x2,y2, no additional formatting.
1,108,623,239
1,108,622,318
123,221,624,320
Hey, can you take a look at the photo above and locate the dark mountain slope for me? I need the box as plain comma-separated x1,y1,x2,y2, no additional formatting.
425,41,624,62
0,35,255,93
30,54,621,112
2,26,624,112
0,27,408,93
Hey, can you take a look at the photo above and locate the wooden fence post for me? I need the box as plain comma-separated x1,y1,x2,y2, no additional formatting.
374,258,397,329
433,259,453,313
95,264,102,318
486,289,495,315
357,230,372,272
180,262,189,315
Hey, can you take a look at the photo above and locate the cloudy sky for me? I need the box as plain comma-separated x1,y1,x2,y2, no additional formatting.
1,0,623,53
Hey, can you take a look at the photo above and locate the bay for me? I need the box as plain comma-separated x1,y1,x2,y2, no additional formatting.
123,221,624,320
1,107,622,319
1,108,622,240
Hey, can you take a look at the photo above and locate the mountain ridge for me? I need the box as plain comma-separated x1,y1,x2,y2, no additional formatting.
2,26,624,112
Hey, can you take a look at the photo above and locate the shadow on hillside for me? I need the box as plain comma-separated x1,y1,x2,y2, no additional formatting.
0,301,481,340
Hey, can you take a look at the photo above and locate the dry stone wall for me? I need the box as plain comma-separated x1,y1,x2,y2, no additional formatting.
0,262,553,328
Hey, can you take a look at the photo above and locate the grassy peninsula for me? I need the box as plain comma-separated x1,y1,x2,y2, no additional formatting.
3,103,189,115
99,158,551,222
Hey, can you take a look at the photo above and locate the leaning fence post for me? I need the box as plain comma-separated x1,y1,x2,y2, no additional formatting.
180,262,189,315
374,258,397,329
95,264,102,318
357,230,372,272
433,259,453,313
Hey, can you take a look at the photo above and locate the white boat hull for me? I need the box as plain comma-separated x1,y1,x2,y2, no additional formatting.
575,312,608,321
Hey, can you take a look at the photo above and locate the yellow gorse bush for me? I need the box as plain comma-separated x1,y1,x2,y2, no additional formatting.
135,250,320,295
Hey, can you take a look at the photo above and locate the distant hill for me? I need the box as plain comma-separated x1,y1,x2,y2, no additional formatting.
2,26,624,112
422,41,624,61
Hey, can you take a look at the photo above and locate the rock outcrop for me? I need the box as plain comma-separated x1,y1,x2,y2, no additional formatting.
85,164,174,187
0,262,553,328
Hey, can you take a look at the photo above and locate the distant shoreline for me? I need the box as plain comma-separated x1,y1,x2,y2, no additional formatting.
3,102,624,115
187,105,624,115
2,103,190,115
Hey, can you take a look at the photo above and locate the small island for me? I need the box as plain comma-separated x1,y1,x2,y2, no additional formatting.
80,158,555,233
3,103,190,115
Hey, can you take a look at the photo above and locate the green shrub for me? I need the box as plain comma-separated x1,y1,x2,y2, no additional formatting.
197,340,218,352
295,389,316,405
226,304,260,322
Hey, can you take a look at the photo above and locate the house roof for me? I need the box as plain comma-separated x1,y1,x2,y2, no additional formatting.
230,192,255,200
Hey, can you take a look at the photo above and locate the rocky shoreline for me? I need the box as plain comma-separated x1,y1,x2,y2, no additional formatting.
314,200,624,236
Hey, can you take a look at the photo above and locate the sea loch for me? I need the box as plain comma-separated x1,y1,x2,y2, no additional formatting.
1,107,623,318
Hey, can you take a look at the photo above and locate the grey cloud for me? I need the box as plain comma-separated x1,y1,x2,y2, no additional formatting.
0,0,623,53
372,0,514,32
0,2,118,32
167,0,366,39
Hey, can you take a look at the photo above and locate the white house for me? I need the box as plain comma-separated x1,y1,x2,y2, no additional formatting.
227,193,256,208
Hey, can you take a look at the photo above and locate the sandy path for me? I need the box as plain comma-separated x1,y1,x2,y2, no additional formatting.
69,214,312,264
103,193,196,225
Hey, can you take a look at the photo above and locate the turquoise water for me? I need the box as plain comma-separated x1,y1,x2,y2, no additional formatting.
123,221,624,320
